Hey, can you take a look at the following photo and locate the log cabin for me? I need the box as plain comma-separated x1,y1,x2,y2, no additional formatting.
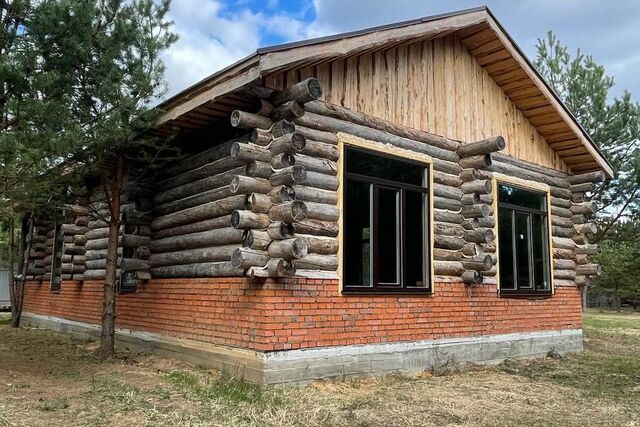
21,7,613,385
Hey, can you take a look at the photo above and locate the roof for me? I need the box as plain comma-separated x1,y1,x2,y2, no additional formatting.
155,6,614,177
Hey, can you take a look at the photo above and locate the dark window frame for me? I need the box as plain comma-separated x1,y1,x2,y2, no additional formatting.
497,182,553,298
50,222,63,293
342,146,432,295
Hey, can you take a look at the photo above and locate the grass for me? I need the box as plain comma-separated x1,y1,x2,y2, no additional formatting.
0,311,638,426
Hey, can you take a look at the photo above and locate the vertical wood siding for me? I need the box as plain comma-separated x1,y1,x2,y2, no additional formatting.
264,35,568,172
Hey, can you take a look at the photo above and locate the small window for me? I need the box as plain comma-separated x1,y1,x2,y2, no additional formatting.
497,184,551,296
343,147,430,293
50,222,63,292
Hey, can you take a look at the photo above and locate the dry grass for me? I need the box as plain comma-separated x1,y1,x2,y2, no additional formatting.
0,311,638,426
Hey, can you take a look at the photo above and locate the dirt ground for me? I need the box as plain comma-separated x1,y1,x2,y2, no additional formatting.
0,311,638,426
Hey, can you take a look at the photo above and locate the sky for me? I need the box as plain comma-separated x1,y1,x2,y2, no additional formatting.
161,0,640,101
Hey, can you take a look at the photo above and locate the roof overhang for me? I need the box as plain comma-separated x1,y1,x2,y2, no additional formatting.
154,6,614,178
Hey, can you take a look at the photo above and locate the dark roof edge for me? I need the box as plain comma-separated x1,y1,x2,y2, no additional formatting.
256,6,488,54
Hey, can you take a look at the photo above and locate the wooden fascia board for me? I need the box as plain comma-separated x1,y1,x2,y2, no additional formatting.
483,16,614,178
259,11,488,74
157,60,261,126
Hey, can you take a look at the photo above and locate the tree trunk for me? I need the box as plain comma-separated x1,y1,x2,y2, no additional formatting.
100,157,123,357
614,282,621,313
12,215,33,328
8,208,16,327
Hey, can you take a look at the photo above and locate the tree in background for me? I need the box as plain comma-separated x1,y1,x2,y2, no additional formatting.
535,32,640,240
1,0,177,354
535,32,640,310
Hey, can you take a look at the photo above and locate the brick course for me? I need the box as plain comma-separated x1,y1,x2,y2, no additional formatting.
23,279,582,352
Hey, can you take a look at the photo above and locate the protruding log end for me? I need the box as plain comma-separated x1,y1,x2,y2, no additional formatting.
270,119,296,138
271,78,323,105
462,270,483,285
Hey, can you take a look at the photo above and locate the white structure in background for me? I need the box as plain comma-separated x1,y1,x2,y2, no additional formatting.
0,261,11,309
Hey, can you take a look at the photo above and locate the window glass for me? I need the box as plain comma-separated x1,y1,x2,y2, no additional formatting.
498,183,551,296
404,190,427,287
343,147,429,293
498,184,546,210
346,148,424,186
344,180,371,287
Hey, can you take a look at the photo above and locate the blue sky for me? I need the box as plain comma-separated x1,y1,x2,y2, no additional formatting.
162,1,640,101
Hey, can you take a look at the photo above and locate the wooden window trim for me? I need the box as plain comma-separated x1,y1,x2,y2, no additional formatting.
493,175,554,298
337,133,434,296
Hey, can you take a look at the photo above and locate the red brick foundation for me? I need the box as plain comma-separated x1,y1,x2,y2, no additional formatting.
23,279,582,352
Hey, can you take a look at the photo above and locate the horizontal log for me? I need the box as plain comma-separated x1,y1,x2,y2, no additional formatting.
267,238,308,260
574,223,597,235
230,110,272,130
433,248,463,261
269,201,308,222
477,217,495,228
269,165,307,186
270,101,305,121
434,235,465,250
300,139,340,161
85,248,122,260
552,226,574,238
155,186,235,216
296,111,458,162
434,209,463,224
463,242,482,257
243,229,271,250
63,244,85,255
433,159,462,175
291,219,339,237
461,180,492,194
231,142,272,163
464,228,495,244
74,216,89,227
305,201,339,221
121,258,149,272
152,215,232,240
292,154,338,175
570,183,593,194
433,171,462,188
270,133,306,155
149,243,238,267
304,100,459,151
571,214,585,224
573,233,588,245
151,195,247,231
161,139,241,178
461,255,493,272
457,136,505,157
434,197,462,211
293,254,338,271
552,237,575,250
231,248,270,269
296,234,339,255
554,269,576,280
61,224,87,235
433,261,463,276
433,223,465,237
461,193,480,206
461,204,492,218
247,193,273,214
151,262,244,278
459,154,492,169
554,259,576,270
158,156,245,191
293,125,338,145
575,244,601,255
551,206,572,218
267,222,295,240
550,187,572,199
231,210,271,230
271,78,322,105
270,119,296,138
268,186,296,204
246,161,272,179
151,228,243,253
433,184,463,200
292,185,338,205
72,235,87,246
303,171,339,191
575,254,590,265
576,264,601,276
156,167,245,206
570,202,595,215
551,197,572,209
247,258,295,277
271,153,295,169
575,276,591,287
568,171,606,185
551,216,574,228
230,176,272,195
249,128,272,145
553,248,576,260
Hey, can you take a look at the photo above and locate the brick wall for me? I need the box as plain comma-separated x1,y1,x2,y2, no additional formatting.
23,279,582,352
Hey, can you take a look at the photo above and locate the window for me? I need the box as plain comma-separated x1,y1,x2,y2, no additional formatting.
497,183,551,296
50,222,63,292
343,147,430,293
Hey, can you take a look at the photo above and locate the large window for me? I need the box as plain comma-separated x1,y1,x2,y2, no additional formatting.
497,183,552,296
343,147,430,293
